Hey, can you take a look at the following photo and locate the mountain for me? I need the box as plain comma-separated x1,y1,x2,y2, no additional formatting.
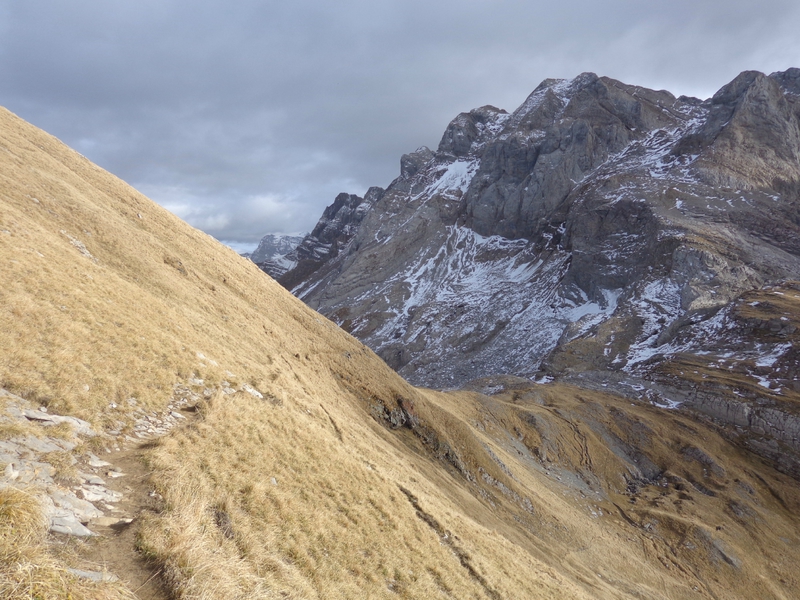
280,69,800,476
282,69,800,387
247,233,305,278
2,97,800,598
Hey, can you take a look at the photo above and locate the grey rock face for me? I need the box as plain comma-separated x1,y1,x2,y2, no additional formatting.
281,69,800,391
674,71,800,193
401,146,435,178
623,280,800,479
464,74,680,241
280,186,384,291
437,106,508,158
770,67,800,96
67,568,120,583
23,409,96,437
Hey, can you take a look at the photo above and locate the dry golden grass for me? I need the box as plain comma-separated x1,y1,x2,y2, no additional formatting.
0,421,30,441
427,382,800,599
2,104,800,599
130,374,800,599
136,391,589,599
0,100,340,422
735,281,800,325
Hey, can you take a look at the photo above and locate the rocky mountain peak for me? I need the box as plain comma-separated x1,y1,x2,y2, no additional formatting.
279,185,384,291
458,73,690,241
436,105,509,158
400,146,435,178
712,69,764,103
771,66,800,97
673,68,800,191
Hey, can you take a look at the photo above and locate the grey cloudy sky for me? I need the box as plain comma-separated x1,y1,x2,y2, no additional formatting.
2,1,799,251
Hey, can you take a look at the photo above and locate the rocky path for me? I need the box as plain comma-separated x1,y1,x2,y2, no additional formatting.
0,384,209,598
74,444,171,599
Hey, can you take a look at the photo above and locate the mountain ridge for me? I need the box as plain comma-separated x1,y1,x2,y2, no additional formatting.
280,68,800,386
278,68,800,482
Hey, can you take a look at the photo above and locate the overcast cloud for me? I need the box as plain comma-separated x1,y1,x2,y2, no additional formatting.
2,0,799,250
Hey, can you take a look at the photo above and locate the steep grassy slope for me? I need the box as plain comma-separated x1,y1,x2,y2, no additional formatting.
1,106,800,599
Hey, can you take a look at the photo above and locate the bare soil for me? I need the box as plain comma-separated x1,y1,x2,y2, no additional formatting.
73,444,170,600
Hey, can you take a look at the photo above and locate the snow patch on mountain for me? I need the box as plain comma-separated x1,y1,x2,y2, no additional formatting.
563,288,623,338
423,160,478,198
329,225,583,386
755,343,793,367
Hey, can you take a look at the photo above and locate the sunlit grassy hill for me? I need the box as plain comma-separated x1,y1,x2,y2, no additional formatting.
1,106,799,599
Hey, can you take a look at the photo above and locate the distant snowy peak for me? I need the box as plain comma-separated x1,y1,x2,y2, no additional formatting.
251,233,305,263
249,233,305,279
